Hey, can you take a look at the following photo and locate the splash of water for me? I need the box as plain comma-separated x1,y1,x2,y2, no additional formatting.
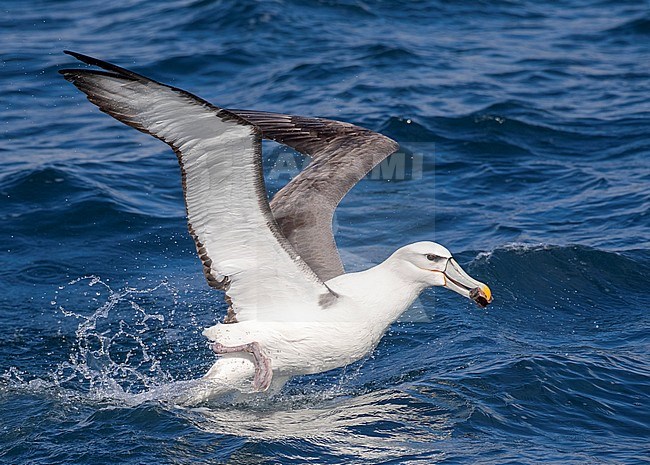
47,275,175,401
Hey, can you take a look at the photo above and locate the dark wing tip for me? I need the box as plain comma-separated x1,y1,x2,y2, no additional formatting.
61,50,147,81
63,50,115,68
63,50,107,66
59,68,131,78
63,50,84,59
58,68,75,79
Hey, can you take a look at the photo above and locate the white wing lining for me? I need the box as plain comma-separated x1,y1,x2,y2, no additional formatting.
60,51,334,322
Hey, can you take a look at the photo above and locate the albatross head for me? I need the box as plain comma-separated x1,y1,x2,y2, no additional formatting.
391,241,493,307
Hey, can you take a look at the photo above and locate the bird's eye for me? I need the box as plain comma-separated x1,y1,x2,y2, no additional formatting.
426,254,437,261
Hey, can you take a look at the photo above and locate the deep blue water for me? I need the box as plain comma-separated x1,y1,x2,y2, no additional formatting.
2,0,650,463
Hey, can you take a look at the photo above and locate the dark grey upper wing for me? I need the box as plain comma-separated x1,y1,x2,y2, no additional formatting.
229,110,400,281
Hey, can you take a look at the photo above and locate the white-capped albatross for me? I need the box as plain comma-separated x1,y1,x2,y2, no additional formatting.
60,51,493,396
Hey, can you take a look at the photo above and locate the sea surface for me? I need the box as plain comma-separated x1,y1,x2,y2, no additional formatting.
1,1,649,463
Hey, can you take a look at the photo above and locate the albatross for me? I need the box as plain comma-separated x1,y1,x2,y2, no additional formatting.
60,51,493,397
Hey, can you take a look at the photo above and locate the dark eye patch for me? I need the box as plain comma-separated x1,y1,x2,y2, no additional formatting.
426,254,438,261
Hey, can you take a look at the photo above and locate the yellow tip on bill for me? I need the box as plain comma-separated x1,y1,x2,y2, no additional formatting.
481,285,492,302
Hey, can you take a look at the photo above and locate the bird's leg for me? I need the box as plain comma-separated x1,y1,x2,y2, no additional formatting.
211,341,273,391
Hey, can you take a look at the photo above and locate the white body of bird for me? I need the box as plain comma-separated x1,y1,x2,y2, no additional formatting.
201,242,487,396
60,52,493,402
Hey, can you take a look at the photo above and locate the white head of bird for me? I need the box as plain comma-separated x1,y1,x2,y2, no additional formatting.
384,241,492,306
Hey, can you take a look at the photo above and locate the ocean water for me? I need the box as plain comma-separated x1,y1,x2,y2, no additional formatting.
1,0,649,463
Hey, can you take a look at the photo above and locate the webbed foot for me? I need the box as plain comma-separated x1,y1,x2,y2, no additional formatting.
211,341,273,391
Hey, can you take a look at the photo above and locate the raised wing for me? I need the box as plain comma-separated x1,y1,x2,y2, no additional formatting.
230,110,399,282
60,51,333,322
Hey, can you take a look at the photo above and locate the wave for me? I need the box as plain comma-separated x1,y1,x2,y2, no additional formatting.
473,243,650,302
604,16,650,37
1,166,186,230
452,351,649,442
380,101,608,144
1,243,647,464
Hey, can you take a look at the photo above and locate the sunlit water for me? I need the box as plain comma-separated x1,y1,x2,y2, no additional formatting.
1,1,649,463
